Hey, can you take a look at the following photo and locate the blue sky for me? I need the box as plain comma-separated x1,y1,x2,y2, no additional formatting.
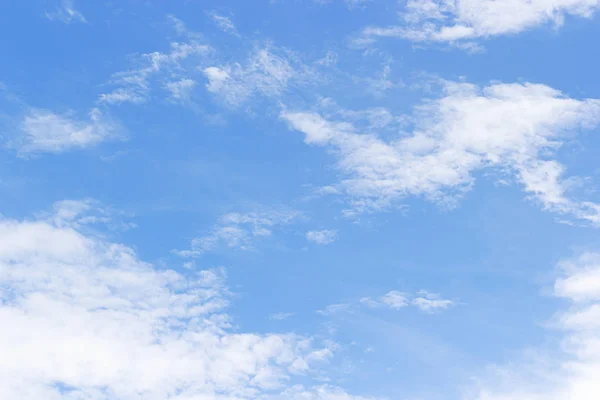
2,1,600,399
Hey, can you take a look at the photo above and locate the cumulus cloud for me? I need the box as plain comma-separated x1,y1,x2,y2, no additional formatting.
281,81,600,222
0,201,367,400
470,252,600,400
306,229,338,245
357,0,600,47
16,108,122,154
45,0,86,24
177,209,300,257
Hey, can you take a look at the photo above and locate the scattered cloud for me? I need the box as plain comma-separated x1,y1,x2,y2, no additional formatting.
99,38,210,105
281,81,600,222
270,312,296,320
203,46,317,107
357,0,600,48
320,290,455,315
306,229,338,245
412,290,455,313
0,201,360,400
165,78,197,102
261,384,376,399
209,11,239,36
15,108,123,155
177,209,300,257
470,251,600,400
45,0,86,24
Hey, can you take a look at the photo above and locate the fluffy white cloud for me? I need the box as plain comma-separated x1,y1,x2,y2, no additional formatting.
281,81,600,222
16,108,122,154
470,252,600,400
358,0,600,46
45,0,86,24
0,201,367,400
177,210,300,257
306,230,338,245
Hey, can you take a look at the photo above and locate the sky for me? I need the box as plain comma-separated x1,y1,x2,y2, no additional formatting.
1,0,600,399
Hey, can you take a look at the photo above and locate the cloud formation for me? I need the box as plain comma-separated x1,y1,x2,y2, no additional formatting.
45,0,86,24
282,81,600,222
471,252,600,400
357,0,600,47
16,108,122,154
319,289,455,315
100,40,210,105
203,46,316,107
0,201,366,400
306,230,338,245
177,209,300,257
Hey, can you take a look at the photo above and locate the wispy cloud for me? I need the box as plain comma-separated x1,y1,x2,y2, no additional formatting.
208,11,239,36
15,108,123,155
45,0,86,24
319,289,455,315
176,209,300,257
203,46,317,107
356,0,600,48
306,229,338,245
270,312,296,320
99,37,210,105
282,81,600,223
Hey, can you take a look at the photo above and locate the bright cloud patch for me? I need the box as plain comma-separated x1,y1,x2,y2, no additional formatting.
306,229,338,245
17,108,122,154
282,81,600,222
471,252,600,400
358,0,600,46
0,202,368,400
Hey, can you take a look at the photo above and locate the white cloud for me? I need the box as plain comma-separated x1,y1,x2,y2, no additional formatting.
412,290,455,313
323,290,454,314
470,252,600,400
261,384,376,399
45,0,86,24
379,291,410,309
16,108,122,155
203,46,316,107
0,201,366,400
358,0,600,47
317,303,353,316
281,81,600,222
270,312,296,320
165,78,197,101
177,209,300,257
100,40,210,105
306,230,338,245
209,11,239,35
